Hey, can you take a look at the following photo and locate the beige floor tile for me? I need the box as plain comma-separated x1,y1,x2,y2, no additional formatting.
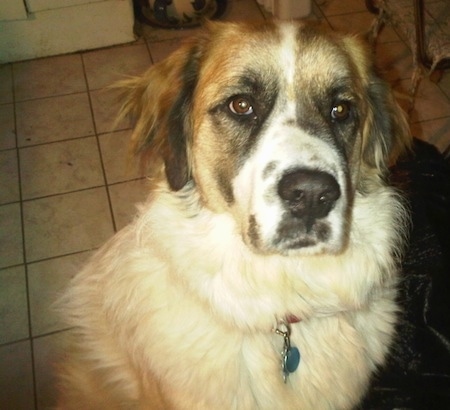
0,203,23,268
278,1,329,23
375,41,414,82
253,0,272,19
404,77,450,123
83,44,152,90
28,251,93,336
0,149,19,205
309,1,326,21
34,332,68,410
90,88,130,134
326,10,379,36
20,137,104,200
0,65,13,104
0,266,28,344
16,93,95,147
150,38,184,64
109,179,150,230
411,117,450,153
376,25,403,44
316,0,367,16
223,0,265,22
13,54,86,101
0,340,35,409
23,188,114,262
0,103,16,150
99,130,143,184
438,70,450,101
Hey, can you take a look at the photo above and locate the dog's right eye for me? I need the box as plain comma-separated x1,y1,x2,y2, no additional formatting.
228,97,254,116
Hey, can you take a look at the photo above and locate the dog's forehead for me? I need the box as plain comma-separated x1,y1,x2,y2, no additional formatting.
197,22,356,101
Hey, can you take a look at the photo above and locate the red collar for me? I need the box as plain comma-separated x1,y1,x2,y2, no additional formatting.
286,314,301,324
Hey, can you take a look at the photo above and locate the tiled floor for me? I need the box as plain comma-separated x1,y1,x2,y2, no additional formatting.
1,0,449,408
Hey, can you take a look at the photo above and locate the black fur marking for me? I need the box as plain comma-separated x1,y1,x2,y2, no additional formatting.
363,76,395,166
207,71,279,204
165,48,201,191
295,81,361,166
263,161,278,180
248,215,261,248
211,71,279,160
214,168,235,205
275,217,331,249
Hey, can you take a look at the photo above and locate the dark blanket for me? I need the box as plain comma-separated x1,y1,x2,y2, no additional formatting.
363,139,450,409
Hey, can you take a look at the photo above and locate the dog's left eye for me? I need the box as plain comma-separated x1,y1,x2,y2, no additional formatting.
228,97,254,116
331,102,351,121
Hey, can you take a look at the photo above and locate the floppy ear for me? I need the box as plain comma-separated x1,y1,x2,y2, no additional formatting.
117,35,207,190
363,75,411,169
342,36,411,170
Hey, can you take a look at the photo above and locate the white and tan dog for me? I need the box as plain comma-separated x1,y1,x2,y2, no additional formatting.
57,20,410,409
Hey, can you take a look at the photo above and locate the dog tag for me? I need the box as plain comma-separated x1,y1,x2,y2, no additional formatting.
275,321,301,382
284,346,300,373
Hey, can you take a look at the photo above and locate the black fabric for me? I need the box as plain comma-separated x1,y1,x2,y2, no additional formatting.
362,139,450,409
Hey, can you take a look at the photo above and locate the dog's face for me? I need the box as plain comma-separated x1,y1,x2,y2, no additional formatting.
123,21,409,256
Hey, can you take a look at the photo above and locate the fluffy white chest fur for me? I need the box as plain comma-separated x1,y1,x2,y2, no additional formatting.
57,20,410,410
59,182,402,409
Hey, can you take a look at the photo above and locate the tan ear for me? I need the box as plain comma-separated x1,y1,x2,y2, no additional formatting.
116,34,209,190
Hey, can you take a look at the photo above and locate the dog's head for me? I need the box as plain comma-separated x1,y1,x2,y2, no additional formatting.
121,21,410,256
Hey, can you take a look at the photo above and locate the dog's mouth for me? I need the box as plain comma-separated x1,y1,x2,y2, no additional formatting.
274,217,332,250
248,214,340,255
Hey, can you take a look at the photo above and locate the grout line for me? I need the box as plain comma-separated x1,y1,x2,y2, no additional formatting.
14,89,88,105
145,36,155,65
0,336,33,349
32,327,74,342
0,248,96,274
18,176,146,204
0,261,25,272
12,125,133,151
21,248,97,269
11,62,40,410
17,132,97,150
19,184,111,204
80,53,118,234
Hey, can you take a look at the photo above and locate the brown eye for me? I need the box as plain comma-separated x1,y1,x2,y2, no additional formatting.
331,102,350,121
229,97,254,115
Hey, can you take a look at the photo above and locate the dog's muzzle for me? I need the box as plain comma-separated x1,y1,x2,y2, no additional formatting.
277,169,341,231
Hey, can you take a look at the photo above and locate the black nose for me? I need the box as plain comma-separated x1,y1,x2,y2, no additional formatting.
277,169,341,228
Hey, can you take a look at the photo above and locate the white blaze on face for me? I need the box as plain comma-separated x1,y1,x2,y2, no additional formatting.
279,22,299,92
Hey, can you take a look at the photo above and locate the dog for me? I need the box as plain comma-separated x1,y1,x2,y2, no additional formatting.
56,20,411,409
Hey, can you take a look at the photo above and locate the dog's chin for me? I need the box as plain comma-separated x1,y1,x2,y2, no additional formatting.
244,225,347,257
245,212,348,256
